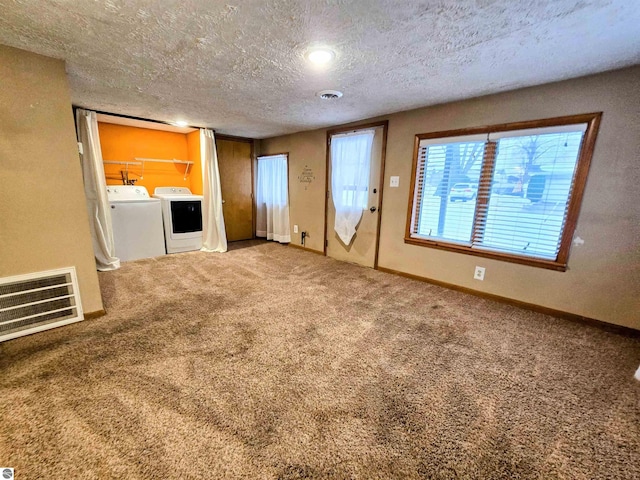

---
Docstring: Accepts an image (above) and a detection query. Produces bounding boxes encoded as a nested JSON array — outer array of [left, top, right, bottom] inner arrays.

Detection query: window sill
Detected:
[[403, 236, 568, 271]]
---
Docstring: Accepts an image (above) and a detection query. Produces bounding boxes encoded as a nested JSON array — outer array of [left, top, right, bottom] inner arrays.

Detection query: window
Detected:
[[405, 113, 601, 270], [331, 130, 375, 210], [256, 153, 291, 243]]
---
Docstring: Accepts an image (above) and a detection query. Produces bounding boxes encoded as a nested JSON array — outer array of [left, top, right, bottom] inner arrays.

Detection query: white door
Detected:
[[326, 123, 387, 268]]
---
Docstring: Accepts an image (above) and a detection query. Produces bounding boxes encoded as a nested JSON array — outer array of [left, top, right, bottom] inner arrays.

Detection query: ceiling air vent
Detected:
[[317, 90, 343, 100], [0, 267, 84, 342]]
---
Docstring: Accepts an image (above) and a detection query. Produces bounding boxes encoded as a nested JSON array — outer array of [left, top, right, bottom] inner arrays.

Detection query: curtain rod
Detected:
[[72, 105, 212, 132]]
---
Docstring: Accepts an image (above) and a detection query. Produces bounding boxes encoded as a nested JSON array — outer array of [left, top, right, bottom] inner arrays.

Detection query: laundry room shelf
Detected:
[[134, 157, 194, 179], [103, 160, 143, 166]]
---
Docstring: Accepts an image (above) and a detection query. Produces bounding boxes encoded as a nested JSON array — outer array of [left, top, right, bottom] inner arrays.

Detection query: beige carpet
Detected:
[[1, 240, 639, 479]]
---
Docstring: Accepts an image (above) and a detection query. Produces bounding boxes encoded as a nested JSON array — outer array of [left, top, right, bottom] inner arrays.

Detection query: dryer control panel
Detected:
[[107, 186, 151, 200]]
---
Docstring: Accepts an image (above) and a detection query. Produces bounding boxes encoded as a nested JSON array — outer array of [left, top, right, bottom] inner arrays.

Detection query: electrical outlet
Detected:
[[293, 225, 299, 233], [474, 266, 485, 281], [390, 176, 400, 187]]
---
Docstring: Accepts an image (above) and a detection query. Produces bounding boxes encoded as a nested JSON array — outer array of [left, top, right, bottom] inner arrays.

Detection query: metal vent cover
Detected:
[[317, 89, 343, 100], [0, 267, 84, 342]]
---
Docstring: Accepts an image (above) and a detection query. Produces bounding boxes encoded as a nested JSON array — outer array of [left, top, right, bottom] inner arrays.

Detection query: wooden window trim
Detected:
[[404, 112, 602, 271], [470, 140, 497, 245]]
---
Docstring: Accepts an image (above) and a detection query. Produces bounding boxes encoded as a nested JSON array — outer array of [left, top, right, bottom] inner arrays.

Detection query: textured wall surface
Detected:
[[0, 0, 638, 138], [260, 66, 640, 329], [0, 45, 104, 314]]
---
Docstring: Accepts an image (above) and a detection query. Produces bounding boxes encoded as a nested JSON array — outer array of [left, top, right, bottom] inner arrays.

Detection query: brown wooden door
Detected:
[[216, 138, 254, 241]]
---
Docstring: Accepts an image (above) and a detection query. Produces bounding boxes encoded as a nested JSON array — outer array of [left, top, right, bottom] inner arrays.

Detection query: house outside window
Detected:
[[405, 113, 601, 270]]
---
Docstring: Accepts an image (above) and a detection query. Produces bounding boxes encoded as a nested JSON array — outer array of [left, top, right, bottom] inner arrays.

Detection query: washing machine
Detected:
[[153, 187, 204, 254], [107, 186, 166, 261]]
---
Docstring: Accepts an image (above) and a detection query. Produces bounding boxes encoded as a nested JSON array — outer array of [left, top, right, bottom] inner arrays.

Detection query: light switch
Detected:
[[293, 225, 299, 233], [390, 176, 400, 188]]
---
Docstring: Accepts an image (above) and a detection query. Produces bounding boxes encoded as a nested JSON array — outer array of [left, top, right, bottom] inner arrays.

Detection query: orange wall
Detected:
[[98, 123, 202, 195], [186, 130, 202, 195]]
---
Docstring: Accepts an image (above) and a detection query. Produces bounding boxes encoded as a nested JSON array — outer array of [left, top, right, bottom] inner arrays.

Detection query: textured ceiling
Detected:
[[0, 0, 638, 138]]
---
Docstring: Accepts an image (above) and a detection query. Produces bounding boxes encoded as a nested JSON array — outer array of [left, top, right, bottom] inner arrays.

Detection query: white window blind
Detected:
[[412, 138, 485, 244], [409, 122, 589, 264], [474, 129, 585, 259]]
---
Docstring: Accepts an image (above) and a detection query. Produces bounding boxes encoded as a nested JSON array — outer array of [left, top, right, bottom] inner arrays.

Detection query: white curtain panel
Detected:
[[330, 130, 375, 245], [256, 154, 291, 243], [200, 129, 228, 253], [76, 109, 120, 271]]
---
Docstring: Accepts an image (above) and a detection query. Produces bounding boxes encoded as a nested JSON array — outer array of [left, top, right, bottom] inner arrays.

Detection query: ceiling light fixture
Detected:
[[306, 47, 335, 66], [317, 90, 343, 99], [173, 120, 189, 127]]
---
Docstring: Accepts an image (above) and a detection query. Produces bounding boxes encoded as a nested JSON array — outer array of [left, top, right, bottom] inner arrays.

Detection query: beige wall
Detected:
[[0, 45, 103, 314], [260, 66, 640, 329]]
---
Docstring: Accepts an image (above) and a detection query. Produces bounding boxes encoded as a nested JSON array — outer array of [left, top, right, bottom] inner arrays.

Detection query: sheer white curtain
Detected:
[[256, 154, 291, 243], [330, 130, 375, 245], [200, 129, 227, 252], [76, 108, 120, 271]]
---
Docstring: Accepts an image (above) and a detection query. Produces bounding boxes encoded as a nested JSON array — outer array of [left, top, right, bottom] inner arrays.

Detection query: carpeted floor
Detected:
[[1, 240, 639, 479]]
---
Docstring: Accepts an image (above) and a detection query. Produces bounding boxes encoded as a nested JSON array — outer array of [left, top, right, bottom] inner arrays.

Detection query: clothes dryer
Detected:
[[153, 187, 204, 253]]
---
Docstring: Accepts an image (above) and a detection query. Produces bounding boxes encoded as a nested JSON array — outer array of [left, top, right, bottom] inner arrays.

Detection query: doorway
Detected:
[[325, 121, 388, 268], [216, 136, 254, 242], [255, 153, 291, 243]]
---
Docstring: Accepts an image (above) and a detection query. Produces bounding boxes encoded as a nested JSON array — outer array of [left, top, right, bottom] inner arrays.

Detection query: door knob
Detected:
[[222, 199, 226, 204], [370, 206, 377, 212]]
